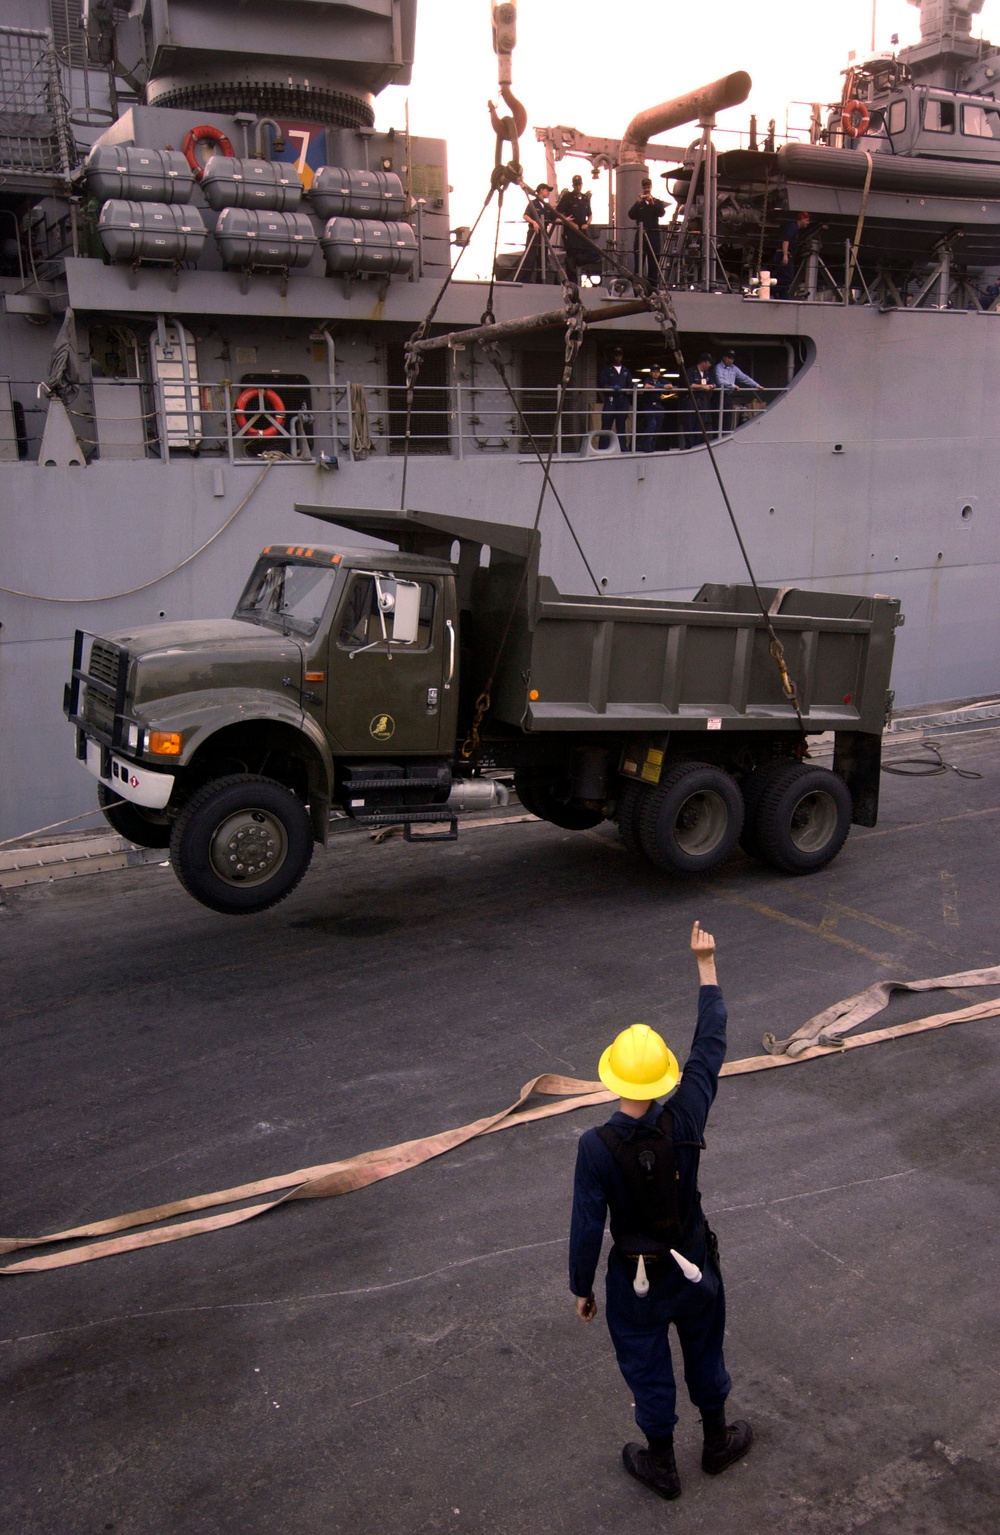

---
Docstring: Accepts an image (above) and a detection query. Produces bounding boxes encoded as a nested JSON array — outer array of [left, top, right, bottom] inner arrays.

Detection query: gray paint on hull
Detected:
[[2, 297, 998, 839]]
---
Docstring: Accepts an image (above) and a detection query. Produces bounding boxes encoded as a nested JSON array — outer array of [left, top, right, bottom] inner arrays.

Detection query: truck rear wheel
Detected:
[[169, 774, 313, 915], [97, 782, 171, 849], [754, 764, 852, 874], [617, 779, 650, 859], [513, 769, 603, 830], [639, 762, 743, 875], [738, 759, 798, 859]]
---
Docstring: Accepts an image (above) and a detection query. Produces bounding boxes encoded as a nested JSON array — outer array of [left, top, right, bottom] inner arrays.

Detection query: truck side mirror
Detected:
[[350, 575, 423, 657], [389, 580, 421, 644]]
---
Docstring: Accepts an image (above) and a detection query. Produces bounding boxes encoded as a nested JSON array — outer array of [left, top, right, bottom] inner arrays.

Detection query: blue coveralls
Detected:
[[569, 986, 732, 1436], [597, 363, 634, 450]]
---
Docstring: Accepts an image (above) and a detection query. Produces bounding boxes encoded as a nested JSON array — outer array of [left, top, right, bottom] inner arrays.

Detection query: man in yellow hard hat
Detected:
[[569, 920, 752, 1501]]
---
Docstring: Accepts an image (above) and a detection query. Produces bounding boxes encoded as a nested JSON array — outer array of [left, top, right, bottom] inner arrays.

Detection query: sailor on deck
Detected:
[[521, 182, 555, 283], [597, 347, 633, 450], [569, 921, 753, 1500], [714, 348, 761, 433], [774, 210, 811, 299], [628, 178, 667, 282]]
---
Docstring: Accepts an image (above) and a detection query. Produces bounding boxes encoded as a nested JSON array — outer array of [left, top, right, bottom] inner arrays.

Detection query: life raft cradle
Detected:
[[2, 965, 998, 1274]]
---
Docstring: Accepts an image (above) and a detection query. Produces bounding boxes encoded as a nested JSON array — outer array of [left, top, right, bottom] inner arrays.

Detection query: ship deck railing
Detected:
[[0, 379, 787, 466], [495, 224, 748, 294]]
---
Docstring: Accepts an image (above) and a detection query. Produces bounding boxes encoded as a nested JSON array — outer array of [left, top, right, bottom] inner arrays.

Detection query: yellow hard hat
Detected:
[[598, 1024, 679, 1099]]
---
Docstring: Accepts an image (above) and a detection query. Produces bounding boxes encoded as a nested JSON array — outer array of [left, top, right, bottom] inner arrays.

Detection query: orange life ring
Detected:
[[182, 124, 235, 178], [234, 387, 286, 437], [841, 100, 871, 139]]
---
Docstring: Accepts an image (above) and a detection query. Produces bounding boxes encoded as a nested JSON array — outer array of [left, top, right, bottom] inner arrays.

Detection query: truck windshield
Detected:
[[235, 560, 338, 638]]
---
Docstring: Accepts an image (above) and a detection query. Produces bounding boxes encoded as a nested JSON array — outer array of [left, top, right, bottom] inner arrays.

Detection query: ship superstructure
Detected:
[[1, 0, 998, 841]]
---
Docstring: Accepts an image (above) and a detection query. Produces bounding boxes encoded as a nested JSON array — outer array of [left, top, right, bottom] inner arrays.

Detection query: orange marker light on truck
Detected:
[[529, 689, 540, 701], [148, 730, 182, 756]]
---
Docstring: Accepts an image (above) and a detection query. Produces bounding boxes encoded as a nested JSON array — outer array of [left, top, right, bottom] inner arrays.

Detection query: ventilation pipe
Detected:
[[615, 71, 751, 239]]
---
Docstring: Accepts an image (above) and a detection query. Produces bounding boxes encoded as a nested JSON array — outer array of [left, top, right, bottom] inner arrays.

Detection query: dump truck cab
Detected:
[[237, 543, 461, 757]]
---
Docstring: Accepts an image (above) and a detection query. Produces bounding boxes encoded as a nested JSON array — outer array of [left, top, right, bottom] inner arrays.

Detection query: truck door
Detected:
[[325, 569, 457, 754]]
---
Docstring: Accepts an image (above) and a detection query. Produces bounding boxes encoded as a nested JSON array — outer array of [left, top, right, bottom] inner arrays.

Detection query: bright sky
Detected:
[[375, 0, 998, 274]]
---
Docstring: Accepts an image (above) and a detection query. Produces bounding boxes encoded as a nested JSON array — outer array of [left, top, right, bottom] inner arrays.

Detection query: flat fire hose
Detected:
[[2, 966, 998, 1275]]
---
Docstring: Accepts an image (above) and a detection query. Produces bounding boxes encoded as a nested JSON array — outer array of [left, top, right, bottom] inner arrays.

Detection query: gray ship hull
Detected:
[[3, 289, 998, 842]]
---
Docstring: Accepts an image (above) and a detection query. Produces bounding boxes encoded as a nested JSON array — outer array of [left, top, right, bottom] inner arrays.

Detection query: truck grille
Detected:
[[86, 639, 123, 688], [82, 639, 124, 733]]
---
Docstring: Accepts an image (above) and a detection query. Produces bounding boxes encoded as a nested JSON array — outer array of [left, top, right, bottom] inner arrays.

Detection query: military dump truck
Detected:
[[64, 506, 902, 915]]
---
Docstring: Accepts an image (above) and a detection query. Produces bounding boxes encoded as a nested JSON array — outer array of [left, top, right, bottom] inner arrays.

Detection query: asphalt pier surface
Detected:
[[3, 728, 999, 1535]]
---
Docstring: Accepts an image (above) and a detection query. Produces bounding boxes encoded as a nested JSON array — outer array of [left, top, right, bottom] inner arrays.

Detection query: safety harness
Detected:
[[597, 1108, 706, 1260]]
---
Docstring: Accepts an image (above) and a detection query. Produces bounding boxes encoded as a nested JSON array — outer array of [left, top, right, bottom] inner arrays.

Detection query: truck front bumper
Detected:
[[84, 740, 175, 810]]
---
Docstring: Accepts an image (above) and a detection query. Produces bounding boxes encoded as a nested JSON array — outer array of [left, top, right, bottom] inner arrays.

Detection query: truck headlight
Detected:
[[148, 730, 183, 756], [126, 723, 140, 749]]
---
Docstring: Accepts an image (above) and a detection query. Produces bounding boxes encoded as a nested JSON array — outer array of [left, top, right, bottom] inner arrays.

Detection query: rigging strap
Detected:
[[845, 151, 874, 298]]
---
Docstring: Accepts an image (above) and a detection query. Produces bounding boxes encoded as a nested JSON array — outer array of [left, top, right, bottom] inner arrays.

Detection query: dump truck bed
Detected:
[[493, 577, 900, 737], [297, 505, 901, 741]]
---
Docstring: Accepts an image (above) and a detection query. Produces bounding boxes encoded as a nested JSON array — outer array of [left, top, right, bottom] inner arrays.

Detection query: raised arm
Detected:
[[691, 919, 717, 986], [669, 921, 726, 1134]]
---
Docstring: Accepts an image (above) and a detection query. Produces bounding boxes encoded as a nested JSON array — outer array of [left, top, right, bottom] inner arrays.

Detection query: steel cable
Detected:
[[881, 741, 983, 779]]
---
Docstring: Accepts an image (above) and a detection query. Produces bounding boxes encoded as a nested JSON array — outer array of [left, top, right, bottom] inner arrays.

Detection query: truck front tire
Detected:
[[169, 774, 313, 915], [753, 763, 852, 874], [97, 782, 172, 849], [639, 762, 743, 875]]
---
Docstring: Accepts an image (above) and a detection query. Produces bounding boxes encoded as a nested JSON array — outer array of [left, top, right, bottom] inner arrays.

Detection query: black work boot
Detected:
[[700, 1406, 753, 1475], [622, 1434, 682, 1499]]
